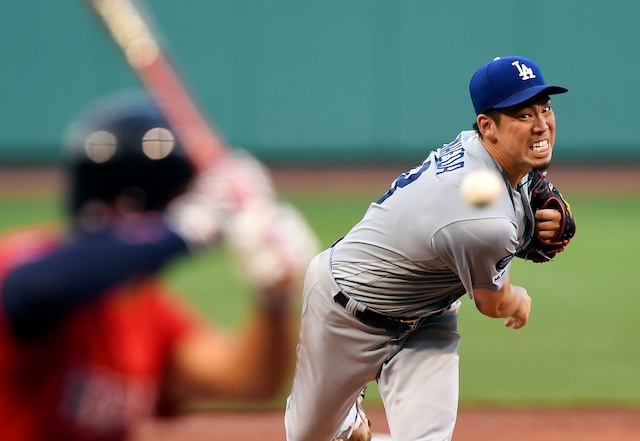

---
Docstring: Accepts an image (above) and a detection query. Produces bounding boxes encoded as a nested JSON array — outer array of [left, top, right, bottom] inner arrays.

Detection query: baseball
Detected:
[[460, 169, 503, 207]]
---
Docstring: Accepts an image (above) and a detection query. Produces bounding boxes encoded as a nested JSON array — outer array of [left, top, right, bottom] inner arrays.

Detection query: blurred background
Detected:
[[1, 0, 639, 166], [1, 0, 639, 417]]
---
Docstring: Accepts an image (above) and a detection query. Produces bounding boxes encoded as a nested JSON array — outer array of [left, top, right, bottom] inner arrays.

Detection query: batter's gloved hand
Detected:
[[515, 170, 576, 263], [165, 150, 277, 247], [224, 202, 320, 295], [205, 149, 277, 213]]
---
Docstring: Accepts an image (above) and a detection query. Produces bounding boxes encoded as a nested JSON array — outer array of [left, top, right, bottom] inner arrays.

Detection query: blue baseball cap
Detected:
[[469, 56, 568, 115]]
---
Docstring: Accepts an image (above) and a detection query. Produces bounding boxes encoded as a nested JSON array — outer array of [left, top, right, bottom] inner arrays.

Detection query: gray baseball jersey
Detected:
[[285, 130, 535, 441], [332, 130, 533, 316]]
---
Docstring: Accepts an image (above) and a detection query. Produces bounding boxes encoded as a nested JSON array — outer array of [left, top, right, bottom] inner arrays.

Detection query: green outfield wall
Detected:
[[1, 0, 638, 165]]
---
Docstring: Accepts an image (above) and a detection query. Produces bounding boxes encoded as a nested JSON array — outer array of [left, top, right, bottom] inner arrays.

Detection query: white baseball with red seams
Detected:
[[460, 168, 503, 207]]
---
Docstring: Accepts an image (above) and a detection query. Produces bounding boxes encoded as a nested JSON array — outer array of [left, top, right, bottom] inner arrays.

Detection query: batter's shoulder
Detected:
[[0, 225, 61, 278]]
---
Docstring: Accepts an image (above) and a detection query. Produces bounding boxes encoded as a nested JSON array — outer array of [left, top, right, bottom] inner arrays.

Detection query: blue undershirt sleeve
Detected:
[[1, 219, 190, 341]]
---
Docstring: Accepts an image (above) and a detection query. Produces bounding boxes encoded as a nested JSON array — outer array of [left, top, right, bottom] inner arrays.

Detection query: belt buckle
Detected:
[[399, 317, 420, 331]]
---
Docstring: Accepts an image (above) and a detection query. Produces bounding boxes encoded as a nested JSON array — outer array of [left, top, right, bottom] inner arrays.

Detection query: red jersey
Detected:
[[0, 228, 195, 441]]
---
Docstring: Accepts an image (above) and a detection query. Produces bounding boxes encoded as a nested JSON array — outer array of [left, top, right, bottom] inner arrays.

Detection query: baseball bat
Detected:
[[83, 0, 226, 172]]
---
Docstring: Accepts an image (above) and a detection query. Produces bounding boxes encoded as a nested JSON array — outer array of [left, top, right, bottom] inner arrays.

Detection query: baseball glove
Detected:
[[515, 170, 576, 262]]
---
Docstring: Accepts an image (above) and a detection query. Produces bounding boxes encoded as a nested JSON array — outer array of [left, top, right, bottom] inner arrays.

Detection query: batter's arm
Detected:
[[162, 299, 297, 403], [473, 273, 531, 329]]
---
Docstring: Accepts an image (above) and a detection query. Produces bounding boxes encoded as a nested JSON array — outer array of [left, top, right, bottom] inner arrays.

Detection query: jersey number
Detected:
[[377, 159, 431, 204]]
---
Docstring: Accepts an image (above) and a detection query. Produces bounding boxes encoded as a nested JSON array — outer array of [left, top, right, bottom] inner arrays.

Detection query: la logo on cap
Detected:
[[512, 60, 536, 81]]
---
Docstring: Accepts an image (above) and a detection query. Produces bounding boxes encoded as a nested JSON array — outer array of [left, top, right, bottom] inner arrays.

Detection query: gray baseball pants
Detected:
[[285, 249, 461, 441]]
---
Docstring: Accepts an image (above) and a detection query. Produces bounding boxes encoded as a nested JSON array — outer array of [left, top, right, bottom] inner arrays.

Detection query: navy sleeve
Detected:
[[1, 218, 190, 341]]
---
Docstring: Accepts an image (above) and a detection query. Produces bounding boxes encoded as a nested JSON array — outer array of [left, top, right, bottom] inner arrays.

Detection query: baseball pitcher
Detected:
[[284, 56, 575, 441]]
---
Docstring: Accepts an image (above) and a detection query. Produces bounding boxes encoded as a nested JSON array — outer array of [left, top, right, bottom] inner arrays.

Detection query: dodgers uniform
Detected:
[[285, 130, 535, 441]]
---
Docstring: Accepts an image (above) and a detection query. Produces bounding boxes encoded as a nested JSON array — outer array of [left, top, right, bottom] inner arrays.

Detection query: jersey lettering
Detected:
[[60, 366, 155, 437], [435, 135, 465, 174], [377, 135, 467, 203]]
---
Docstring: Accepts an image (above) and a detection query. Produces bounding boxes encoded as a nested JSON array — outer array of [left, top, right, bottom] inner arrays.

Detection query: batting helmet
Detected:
[[65, 91, 195, 216]]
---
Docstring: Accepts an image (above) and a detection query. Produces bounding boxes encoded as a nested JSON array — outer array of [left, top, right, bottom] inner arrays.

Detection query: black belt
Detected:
[[334, 291, 422, 333]]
